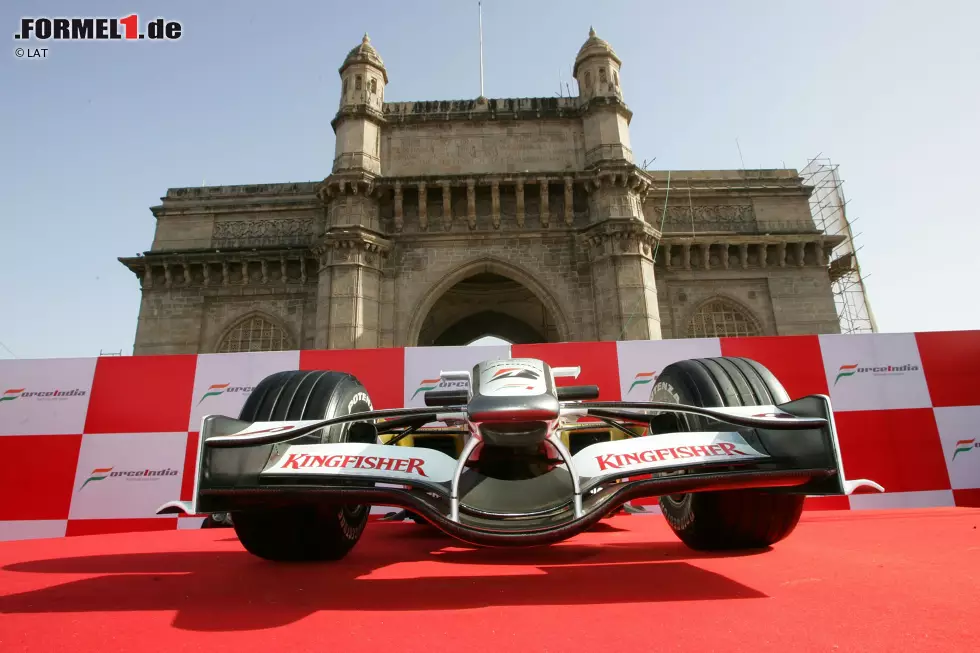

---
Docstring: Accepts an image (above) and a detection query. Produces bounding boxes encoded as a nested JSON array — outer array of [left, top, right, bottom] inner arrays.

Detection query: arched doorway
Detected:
[[414, 270, 565, 347], [433, 310, 545, 346]]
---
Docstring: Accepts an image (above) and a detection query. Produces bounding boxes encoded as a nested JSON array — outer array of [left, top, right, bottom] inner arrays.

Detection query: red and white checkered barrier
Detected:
[[2, 331, 978, 541]]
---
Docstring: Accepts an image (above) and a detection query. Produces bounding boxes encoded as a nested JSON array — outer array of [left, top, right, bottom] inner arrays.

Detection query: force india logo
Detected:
[[491, 367, 540, 381], [489, 367, 540, 391], [595, 442, 751, 471], [834, 363, 920, 386], [1, 387, 87, 403], [628, 371, 657, 394], [79, 466, 179, 490], [953, 438, 978, 461], [279, 452, 428, 477], [197, 383, 255, 405], [412, 378, 466, 399]]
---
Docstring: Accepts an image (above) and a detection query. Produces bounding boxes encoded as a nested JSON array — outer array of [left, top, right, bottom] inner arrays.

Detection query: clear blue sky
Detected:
[[2, 0, 977, 359]]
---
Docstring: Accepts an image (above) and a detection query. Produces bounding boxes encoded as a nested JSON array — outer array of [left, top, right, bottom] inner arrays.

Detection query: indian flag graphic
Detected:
[[80, 467, 113, 490], [1, 388, 25, 402], [953, 438, 976, 461], [198, 383, 230, 405], [628, 372, 657, 394], [412, 378, 441, 399], [834, 364, 858, 386]]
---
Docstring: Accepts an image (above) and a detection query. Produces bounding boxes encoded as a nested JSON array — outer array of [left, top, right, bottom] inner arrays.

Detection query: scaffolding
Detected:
[[800, 155, 878, 334]]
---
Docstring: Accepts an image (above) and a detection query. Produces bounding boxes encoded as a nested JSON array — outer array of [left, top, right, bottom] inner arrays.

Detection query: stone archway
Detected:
[[410, 260, 570, 347], [433, 311, 546, 346]]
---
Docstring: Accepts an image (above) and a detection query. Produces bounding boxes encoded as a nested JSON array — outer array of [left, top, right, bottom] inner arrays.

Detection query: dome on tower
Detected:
[[573, 27, 621, 77], [340, 33, 387, 82]]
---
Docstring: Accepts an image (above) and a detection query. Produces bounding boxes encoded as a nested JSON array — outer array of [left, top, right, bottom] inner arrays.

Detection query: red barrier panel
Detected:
[[2, 331, 979, 541]]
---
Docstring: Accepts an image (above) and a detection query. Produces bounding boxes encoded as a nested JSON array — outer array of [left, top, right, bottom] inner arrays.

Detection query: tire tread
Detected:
[[657, 356, 805, 551], [231, 369, 371, 562]]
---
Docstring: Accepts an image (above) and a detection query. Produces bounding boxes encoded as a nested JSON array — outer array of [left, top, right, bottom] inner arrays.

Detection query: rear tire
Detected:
[[653, 357, 805, 551], [230, 370, 375, 562]]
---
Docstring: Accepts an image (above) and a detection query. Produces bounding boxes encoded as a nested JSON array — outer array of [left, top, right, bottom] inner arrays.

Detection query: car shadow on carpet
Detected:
[[0, 535, 770, 632]]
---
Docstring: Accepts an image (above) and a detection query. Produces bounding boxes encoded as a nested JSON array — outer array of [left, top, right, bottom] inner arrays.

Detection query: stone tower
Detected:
[[332, 33, 386, 175], [574, 27, 632, 165], [574, 29, 662, 340], [316, 34, 393, 349]]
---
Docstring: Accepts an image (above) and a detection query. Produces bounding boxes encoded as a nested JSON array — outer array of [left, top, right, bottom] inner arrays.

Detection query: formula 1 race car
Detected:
[[158, 356, 883, 561]]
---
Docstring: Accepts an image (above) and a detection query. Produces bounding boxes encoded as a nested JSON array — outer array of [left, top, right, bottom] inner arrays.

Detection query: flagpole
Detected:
[[479, 1, 485, 97]]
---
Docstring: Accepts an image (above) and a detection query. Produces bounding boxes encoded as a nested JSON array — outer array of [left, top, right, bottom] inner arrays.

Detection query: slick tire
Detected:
[[653, 357, 806, 551], [230, 370, 375, 562]]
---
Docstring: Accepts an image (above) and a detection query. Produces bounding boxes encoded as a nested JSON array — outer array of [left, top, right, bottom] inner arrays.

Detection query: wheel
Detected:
[[652, 357, 806, 551], [230, 370, 375, 562]]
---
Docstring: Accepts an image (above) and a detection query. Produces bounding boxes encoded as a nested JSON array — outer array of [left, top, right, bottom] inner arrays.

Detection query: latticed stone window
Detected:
[[686, 298, 762, 338], [217, 315, 292, 353]]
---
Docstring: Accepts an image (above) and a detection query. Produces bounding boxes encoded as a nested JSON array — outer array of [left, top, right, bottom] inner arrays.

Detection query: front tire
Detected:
[[230, 370, 375, 562], [652, 357, 805, 551]]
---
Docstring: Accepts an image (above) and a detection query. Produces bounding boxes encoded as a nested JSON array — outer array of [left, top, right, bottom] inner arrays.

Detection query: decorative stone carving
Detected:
[[314, 229, 393, 271], [653, 236, 843, 273], [212, 218, 315, 248], [580, 219, 661, 261], [657, 205, 755, 233], [317, 176, 382, 200]]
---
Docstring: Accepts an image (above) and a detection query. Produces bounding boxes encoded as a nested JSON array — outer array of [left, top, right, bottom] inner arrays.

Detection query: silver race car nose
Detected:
[[466, 358, 562, 446]]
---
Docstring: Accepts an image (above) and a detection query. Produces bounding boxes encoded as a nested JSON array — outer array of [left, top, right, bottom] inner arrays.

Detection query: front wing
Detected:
[[158, 394, 883, 546]]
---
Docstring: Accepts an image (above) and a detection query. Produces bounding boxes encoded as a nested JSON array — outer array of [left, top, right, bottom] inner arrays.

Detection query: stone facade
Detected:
[[119, 30, 843, 355]]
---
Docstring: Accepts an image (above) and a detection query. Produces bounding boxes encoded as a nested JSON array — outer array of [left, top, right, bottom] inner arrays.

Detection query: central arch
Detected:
[[407, 258, 571, 347], [433, 311, 545, 346]]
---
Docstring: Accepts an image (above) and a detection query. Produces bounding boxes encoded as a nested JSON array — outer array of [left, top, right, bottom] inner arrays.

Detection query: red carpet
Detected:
[[1, 509, 978, 652]]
